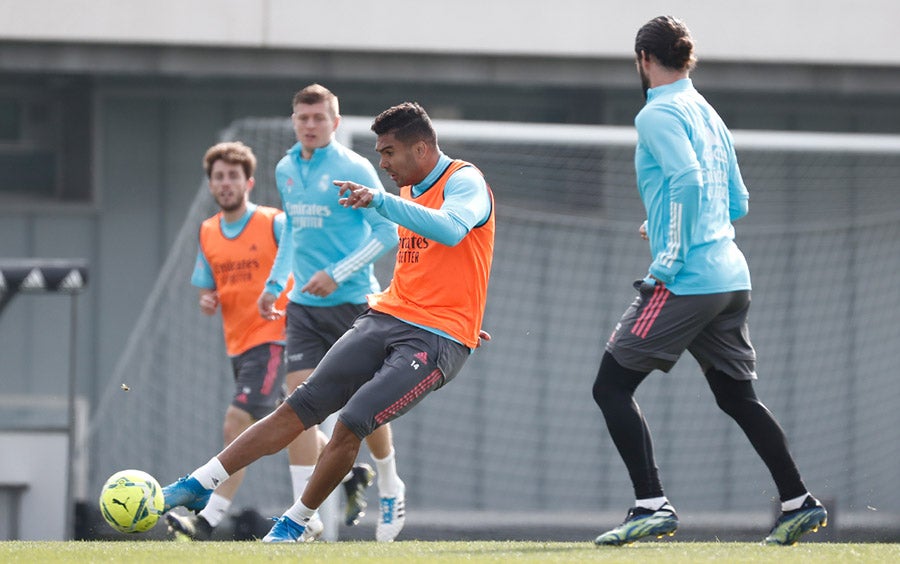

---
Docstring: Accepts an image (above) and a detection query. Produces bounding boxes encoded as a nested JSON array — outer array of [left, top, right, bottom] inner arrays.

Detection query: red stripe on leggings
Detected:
[[631, 285, 669, 339], [259, 344, 282, 395], [375, 368, 442, 425]]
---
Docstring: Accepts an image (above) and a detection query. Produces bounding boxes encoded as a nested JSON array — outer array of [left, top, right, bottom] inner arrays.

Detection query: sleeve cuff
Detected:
[[648, 266, 674, 285], [265, 280, 284, 296], [324, 265, 343, 285]]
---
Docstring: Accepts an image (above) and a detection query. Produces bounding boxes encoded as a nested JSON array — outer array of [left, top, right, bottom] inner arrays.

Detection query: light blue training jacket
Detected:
[[265, 140, 398, 306], [635, 78, 751, 295]]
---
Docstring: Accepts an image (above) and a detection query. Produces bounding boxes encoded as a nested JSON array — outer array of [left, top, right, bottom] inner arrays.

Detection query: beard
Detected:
[[216, 194, 244, 213], [639, 66, 651, 101]]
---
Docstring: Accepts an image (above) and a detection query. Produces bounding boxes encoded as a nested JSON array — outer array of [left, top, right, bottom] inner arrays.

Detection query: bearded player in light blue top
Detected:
[[592, 16, 826, 547], [257, 84, 406, 542], [634, 64, 751, 296]]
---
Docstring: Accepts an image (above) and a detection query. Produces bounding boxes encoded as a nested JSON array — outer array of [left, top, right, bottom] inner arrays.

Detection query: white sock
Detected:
[[191, 457, 229, 491], [372, 448, 402, 497], [635, 496, 668, 510], [198, 492, 231, 528], [782, 492, 810, 512], [283, 499, 317, 525], [289, 465, 315, 501]]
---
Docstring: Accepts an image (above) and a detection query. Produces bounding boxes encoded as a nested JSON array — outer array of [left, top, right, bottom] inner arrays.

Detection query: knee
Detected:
[[222, 407, 253, 444], [593, 352, 647, 411], [336, 411, 372, 443], [592, 372, 613, 410], [592, 355, 624, 411], [712, 393, 737, 417], [707, 370, 755, 416], [364, 424, 393, 459]]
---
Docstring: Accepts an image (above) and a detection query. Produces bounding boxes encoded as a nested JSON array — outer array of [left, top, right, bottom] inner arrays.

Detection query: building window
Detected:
[[0, 77, 92, 204]]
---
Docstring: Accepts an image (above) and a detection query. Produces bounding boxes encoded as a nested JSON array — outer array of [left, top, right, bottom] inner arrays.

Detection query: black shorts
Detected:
[[285, 310, 471, 439], [230, 342, 287, 419], [606, 280, 757, 380], [284, 302, 367, 372]]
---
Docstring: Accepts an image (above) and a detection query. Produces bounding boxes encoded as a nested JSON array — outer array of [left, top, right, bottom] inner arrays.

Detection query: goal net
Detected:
[[85, 116, 900, 535]]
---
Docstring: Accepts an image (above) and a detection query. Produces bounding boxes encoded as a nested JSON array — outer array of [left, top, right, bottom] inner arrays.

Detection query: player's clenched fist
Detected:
[[257, 291, 284, 320], [199, 289, 219, 315]]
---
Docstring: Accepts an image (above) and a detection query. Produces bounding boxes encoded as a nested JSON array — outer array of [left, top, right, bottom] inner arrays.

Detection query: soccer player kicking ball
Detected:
[[257, 83, 406, 541], [591, 16, 826, 547], [161, 102, 494, 543]]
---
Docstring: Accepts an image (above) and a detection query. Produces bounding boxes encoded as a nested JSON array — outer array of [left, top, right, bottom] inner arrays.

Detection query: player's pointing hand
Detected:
[[335, 180, 375, 209]]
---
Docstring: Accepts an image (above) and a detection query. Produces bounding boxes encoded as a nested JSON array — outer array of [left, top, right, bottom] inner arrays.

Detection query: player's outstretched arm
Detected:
[[335, 176, 487, 247]]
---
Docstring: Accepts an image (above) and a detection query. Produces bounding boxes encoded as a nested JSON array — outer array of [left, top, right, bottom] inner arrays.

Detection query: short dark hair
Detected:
[[635, 15, 697, 71], [292, 83, 340, 117], [371, 102, 437, 147], [202, 141, 256, 179]]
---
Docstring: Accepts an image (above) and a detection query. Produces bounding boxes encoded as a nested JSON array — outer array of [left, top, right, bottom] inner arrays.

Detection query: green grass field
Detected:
[[2, 540, 899, 563]]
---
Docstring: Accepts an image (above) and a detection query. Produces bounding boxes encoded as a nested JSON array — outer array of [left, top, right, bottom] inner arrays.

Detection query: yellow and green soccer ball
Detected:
[[99, 469, 164, 533]]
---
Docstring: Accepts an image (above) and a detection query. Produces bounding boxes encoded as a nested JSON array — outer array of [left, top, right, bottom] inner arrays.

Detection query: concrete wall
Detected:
[[1, 0, 898, 66], [0, 431, 68, 540]]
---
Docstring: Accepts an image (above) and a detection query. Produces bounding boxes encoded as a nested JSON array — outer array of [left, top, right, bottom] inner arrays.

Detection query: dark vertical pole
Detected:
[[65, 294, 79, 540], [0, 291, 14, 315]]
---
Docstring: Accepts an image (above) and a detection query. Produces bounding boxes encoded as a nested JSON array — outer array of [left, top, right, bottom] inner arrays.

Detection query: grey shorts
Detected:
[[606, 280, 757, 380], [285, 301, 367, 372], [230, 343, 286, 420], [285, 310, 471, 439]]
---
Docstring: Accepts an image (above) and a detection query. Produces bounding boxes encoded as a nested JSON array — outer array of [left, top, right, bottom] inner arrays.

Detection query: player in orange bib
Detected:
[[165, 141, 293, 540], [258, 85, 404, 540], [162, 103, 496, 544]]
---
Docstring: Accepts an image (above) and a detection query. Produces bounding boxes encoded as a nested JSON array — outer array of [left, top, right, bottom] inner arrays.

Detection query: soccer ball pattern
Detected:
[[99, 469, 164, 533]]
